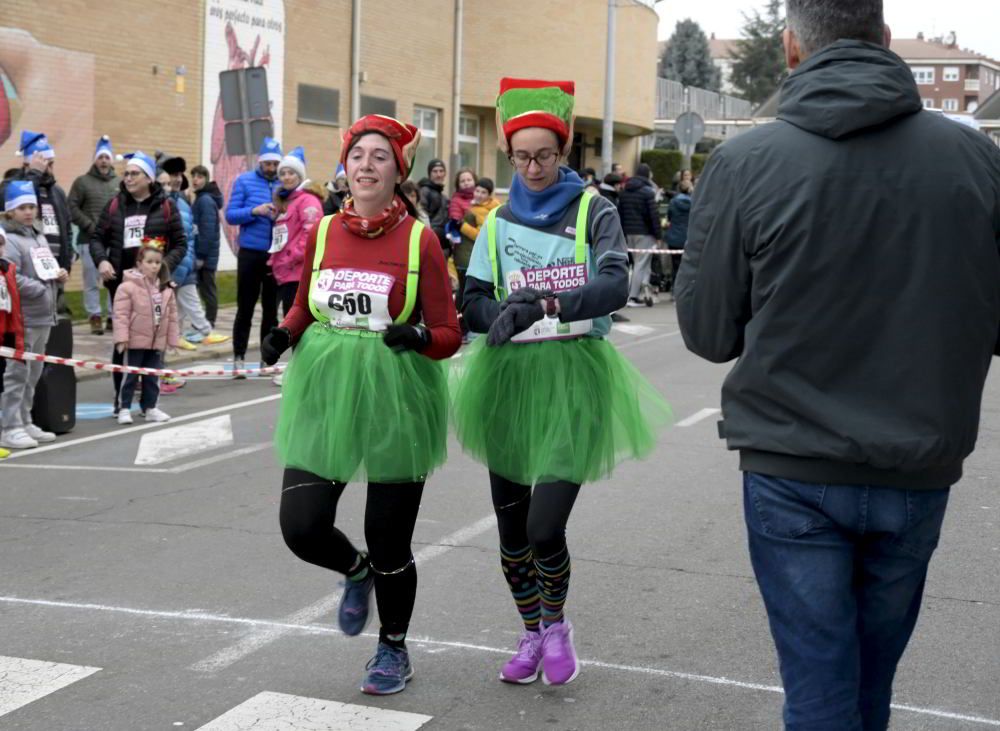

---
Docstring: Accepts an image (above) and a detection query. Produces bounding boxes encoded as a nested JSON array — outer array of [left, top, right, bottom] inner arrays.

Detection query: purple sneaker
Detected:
[[338, 574, 374, 636], [540, 620, 580, 685], [499, 630, 542, 684]]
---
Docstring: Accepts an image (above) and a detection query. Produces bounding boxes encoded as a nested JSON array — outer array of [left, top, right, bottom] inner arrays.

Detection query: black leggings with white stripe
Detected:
[[279, 468, 424, 643]]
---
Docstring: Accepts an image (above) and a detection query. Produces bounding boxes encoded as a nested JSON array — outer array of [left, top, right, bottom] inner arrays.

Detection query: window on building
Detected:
[[943, 67, 960, 82], [361, 95, 396, 118], [412, 106, 440, 181], [911, 67, 935, 85], [494, 150, 514, 191], [297, 84, 340, 126], [942, 98, 959, 111], [922, 98, 935, 109], [458, 114, 480, 172]]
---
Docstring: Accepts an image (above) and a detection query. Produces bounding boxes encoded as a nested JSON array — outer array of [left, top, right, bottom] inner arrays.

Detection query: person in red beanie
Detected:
[[260, 113, 460, 696]]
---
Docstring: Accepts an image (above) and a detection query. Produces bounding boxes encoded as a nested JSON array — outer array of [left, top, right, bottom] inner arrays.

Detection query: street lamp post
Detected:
[[601, 0, 616, 177]]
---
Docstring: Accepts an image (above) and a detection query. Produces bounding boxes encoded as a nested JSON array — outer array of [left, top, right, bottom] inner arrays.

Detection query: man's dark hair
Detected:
[[786, 0, 884, 57], [635, 163, 652, 179], [191, 165, 210, 179], [603, 173, 623, 186]]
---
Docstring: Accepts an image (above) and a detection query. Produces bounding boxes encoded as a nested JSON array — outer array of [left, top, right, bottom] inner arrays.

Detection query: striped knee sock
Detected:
[[536, 547, 571, 627], [500, 544, 541, 632]]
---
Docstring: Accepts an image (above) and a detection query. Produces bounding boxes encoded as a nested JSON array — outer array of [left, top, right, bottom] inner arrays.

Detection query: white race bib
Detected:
[[124, 214, 147, 249], [41, 203, 59, 237], [30, 245, 60, 281], [152, 291, 163, 327], [269, 223, 288, 254], [311, 268, 395, 332], [505, 263, 592, 343], [0, 277, 11, 313]]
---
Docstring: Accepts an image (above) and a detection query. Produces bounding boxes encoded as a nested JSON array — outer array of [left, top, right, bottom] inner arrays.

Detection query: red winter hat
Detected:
[[340, 115, 422, 181], [496, 78, 576, 153]]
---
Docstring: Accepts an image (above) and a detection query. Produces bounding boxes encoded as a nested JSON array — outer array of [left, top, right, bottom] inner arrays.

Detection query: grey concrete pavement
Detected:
[[0, 303, 997, 730]]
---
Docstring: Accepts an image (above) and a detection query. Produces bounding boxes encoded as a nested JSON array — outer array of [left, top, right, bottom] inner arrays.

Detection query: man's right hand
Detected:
[[98, 261, 116, 281], [252, 203, 275, 218]]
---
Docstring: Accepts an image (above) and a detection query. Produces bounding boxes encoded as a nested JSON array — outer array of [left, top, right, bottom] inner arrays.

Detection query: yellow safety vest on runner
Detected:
[[307, 214, 423, 329]]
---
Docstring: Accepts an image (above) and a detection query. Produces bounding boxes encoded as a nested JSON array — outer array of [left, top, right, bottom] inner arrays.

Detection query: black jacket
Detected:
[[418, 178, 450, 249], [192, 182, 224, 271], [2, 169, 74, 272], [90, 182, 187, 286], [675, 41, 1000, 489], [617, 175, 661, 238]]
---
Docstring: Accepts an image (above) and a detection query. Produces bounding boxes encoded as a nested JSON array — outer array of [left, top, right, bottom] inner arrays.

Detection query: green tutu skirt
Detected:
[[451, 336, 672, 485], [275, 323, 448, 483]]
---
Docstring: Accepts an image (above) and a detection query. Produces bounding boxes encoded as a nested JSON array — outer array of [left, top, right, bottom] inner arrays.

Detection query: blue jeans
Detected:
[[117, 349, 163, 412], [743, 472, 950, 731], [81, 246, 105, 318]]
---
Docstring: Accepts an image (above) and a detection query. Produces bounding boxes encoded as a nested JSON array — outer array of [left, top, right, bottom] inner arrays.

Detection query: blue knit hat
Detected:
[[258, 137, 282, 163], [17, 130, 55, 159], [279, 146, 306, 179], [121, 151, 156, 181], [5, 180, 37, 211], [94, 135, 114, 161]]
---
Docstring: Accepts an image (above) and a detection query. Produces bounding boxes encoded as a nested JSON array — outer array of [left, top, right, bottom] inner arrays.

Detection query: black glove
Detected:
[[383, 324, 430, 353], [487, 301, 545, 346], [499, 286, 547, 310], [260, 326, 291, 366]]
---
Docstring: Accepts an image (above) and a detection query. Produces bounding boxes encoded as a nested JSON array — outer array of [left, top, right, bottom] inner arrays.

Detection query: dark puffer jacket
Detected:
[[418, 178, 450, 249], [89, 182, 187, 287], [193, 182, 224, 271], [617, 175, 662, 238]]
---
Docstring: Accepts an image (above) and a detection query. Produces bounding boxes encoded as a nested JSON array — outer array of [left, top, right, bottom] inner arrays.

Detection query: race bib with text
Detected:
[[0, 278, 11, 313], [311, 268, 395, 332], [41, 203, 59, 237], [269, 223, 289, 254], [506, 263, 592, 343], [124, 214, 147, 249], [30, 246, 60, 281]]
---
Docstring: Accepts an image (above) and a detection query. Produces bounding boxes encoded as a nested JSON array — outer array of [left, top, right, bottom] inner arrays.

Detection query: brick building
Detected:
[[0, 0, 657, 213]]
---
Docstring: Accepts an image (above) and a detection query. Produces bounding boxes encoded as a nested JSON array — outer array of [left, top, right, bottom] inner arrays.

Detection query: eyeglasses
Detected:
[[122, 170, 145, 179], [509, 149, 560, 170]]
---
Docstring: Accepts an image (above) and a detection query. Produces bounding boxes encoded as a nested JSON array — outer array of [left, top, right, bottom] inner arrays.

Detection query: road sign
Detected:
[[674, 111, 705, 147]]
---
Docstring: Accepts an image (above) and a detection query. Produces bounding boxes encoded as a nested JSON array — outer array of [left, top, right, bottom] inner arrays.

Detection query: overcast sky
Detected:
[[655, 0, 1000, 61]]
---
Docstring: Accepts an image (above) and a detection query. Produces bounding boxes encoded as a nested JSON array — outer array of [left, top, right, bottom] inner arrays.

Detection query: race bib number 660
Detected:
[[311, 268, 395, 332]]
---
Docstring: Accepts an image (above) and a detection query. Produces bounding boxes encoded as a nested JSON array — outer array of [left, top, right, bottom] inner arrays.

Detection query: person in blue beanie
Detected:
[[225, 136, 282, 376]]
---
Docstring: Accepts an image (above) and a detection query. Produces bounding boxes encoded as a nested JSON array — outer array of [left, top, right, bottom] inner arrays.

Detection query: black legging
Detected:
[[279, 468, 424, 642], [490, 473, 580, 557]]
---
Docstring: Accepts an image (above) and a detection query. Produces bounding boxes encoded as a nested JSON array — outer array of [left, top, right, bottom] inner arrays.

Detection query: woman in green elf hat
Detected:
[[452, 78, 672, 686]]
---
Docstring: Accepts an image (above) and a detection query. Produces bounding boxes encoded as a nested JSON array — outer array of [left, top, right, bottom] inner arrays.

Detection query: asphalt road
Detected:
[[0, 302, 997, 731]]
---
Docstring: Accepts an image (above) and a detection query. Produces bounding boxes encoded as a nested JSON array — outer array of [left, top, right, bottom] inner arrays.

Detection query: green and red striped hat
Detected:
[[495, 78, 575, 152]]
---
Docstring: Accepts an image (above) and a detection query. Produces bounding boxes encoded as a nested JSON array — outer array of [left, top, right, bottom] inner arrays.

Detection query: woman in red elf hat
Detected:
[[261, 114, 461, 696]]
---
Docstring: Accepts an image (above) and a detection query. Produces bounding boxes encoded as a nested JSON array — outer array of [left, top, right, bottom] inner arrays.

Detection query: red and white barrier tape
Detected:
[[0, 347, 285, 378], [627, 248, 684, 254]]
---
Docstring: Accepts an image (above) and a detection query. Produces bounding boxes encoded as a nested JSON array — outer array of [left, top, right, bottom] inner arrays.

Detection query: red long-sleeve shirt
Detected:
[[0, 260, 25, 352], [281, 214, 461, 361]]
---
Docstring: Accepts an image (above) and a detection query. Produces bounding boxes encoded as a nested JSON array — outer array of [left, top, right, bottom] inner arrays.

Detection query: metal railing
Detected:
[[655, 78, 753, 120]]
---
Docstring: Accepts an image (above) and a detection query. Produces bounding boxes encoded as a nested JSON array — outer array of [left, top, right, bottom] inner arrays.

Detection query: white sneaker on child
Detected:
[[24, 424, 56, 443], [1, 428, 39, 449], [143, 407, 171, 423], [117, 410, 134, 425]]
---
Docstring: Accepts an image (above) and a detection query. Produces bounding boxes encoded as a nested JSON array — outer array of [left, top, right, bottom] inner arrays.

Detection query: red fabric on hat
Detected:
[[340, 115, 421, 181]]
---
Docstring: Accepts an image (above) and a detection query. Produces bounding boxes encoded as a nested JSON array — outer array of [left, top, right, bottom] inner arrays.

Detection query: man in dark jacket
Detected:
[[418, 159, 450, 253], [90, 151, 187, 412], [597, 172, 623, 207], [69, 136, 119, 334], [617, 163, 662, 306], [225, 137, 281, 372], [190, 165, 224, 327], [664, 180, 692, 297], [675, 2, 1000, 728]]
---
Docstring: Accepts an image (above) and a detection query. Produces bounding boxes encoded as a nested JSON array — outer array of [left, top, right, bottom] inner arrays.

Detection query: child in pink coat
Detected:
[[112, 239, 179, 425], [267, 146, 326, 316]]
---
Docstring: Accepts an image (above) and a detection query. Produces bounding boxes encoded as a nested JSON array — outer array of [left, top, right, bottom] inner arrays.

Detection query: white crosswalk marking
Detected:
[[194, 692, 432, 730], [676, 408, 721, 427], [613, 323, 656, 337], [0, 655, 100, 717], [134, 415, 234, 465]]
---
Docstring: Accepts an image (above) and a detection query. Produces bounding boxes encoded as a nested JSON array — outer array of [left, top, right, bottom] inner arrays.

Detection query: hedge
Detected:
[[640, 149, 683, 189], [691, 153, 709, 177]]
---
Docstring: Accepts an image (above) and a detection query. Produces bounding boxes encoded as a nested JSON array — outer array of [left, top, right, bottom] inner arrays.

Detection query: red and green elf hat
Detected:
[[340, 114, 422, 181], [495, 78, 575, 153]]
